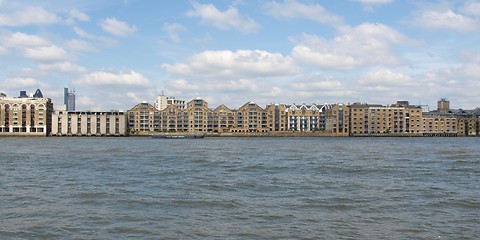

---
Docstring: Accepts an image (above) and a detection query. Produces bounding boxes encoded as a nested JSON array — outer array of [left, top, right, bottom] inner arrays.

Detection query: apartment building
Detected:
[[128, 102, 160, 134], [231, 102, 268, 133], [457, 116, 480, 136], [0, 90, 53, 136], [125, 97, 480, 137], [421, 112, 457, 135], [128, 99, 275, 135], [154, 95, 185, 111], [185, 98, 212, 132], [455, 109, 480, 136], [265, 103, 288, 132], [325, 104, 349, 136], [348, 102, 422, 135], [212, 104, 235, 133], [51, 110, 127, 136], [285, 104, 331, 132]]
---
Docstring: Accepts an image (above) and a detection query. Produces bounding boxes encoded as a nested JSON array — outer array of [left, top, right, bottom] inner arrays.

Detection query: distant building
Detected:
[[0, 90, 53, 136], [265, 103, 288, 132], [33, 89, 43, 98], [128, 102, 160, 134], [230, 101, 268, 133], [453, 109, 480, 136], [51, 110, 127, 136], [422, 112, 457, 135], [19, 90, 28, 98], [325, 104, 349, 136], [348, 102, 423, 135], [154, 95, 185, 111], [284, 103, 331, 132], [417, 104, 429, 113], [437, 98, 450, 113], [64, 88, 75, 111]]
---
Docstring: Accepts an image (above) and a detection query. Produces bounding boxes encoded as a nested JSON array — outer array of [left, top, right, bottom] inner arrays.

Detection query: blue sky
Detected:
[[1, 0, 480, 111]]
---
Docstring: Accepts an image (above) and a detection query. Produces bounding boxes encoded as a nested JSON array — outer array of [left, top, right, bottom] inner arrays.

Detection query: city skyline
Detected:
[[1, 0, 480, 111]]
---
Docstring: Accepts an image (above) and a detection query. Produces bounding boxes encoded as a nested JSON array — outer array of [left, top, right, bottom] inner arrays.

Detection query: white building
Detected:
[[154, 95, 185, 111], [51, 110, 127, 136]]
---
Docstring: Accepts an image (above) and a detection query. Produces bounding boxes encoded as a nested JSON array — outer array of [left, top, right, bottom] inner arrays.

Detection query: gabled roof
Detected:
[[213, 104, 232, 112]]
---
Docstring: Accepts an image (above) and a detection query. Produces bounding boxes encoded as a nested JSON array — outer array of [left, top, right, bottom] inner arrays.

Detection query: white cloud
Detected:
[[460, 1, 480, 17], [0, 7, 61, 26], [292, 23, 409, 70], [66, 9, 90, 25], [73, 26, 118, 47], [126, 92, 142, 103], [293, 80, 343, 91], [351, 0, 394, 6], [76, 95, 96, 108], [0, 45, 7, 55], [290, 75, 355, 99], [65, 39, 96, 52], [2, 32, 50, 48], [38, 62, 88, 73], [186, 2, 260, 34], [292, 44, 361, 70], [265, 0, 344, 26], [162, 49, 300, 79], [73, 26, 94, 39], [169, 78, 259, 92], [99, 17, 137, 36], [358, 68, 415, 90], [409, 9, 479, 31], [3, 77, 41, 88], [162, 22, 186, 42], [74, 70, 150, 86], [23, 45, 72, 62], [10, 68, 44, 78]]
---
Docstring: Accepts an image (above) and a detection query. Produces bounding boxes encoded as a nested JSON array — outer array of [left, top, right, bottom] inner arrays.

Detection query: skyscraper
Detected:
[[64, 87, 75, 111]]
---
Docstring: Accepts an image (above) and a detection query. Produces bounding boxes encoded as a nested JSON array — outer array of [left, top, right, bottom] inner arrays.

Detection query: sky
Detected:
[[1, 0, 480, 111]]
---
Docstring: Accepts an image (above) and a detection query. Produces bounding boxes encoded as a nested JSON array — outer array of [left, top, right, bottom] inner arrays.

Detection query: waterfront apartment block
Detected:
[[421, 112, 457, 135], [129, 97, 480, 137], [325, 104, 350, 136], [0, 90, 53, 136], [457, 116, 480, 136], [285, 104, 330, 132], [127, 98, 341, 135], [265, 103, 288, 131], [455, 109, 480, 136], [231, 102, 269, 133], [348, 102, 423, 136], [51, 110, 127, 136], [2, 87, 479, 138]]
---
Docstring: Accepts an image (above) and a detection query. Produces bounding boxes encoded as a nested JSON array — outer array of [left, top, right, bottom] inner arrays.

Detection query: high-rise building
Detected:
[[33, 89, 44, 98], [64, 88, 75, 111], [437, 98, 450, 113], [19, 90, 28, 98]]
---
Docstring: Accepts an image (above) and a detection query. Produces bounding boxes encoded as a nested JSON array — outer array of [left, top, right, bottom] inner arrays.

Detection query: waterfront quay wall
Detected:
[[126, 131, 460, 137], [350, 133, 458, 137], [207, 131, 348, 137], [0, 132, 48, 137]]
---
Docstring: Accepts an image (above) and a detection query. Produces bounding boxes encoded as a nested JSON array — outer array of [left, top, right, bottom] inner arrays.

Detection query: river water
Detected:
[[0, 137, 479, 239]]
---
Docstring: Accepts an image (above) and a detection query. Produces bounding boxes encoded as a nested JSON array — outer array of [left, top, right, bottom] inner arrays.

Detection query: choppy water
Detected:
[[1, 137, 479, 239]]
